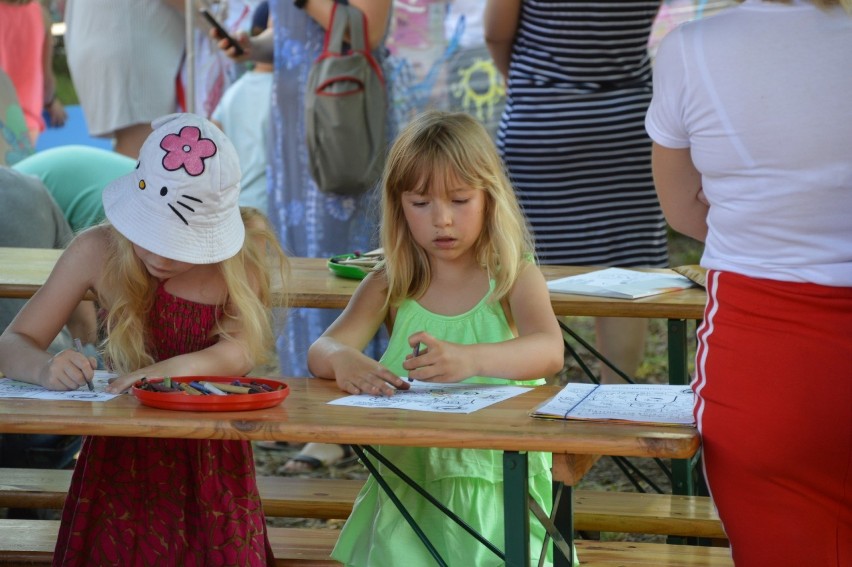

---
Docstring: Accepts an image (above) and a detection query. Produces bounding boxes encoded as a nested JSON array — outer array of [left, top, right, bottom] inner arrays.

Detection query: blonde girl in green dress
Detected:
[[308, 110, 567, 566]]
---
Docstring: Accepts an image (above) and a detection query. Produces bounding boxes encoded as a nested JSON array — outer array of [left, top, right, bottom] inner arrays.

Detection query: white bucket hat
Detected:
[[102, 113, 245, 264]]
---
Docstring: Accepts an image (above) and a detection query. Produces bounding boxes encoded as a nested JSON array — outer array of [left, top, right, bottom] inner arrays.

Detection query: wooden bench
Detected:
[[0, 519, 341, 566], [0, 519, 733, 566], [0, 468, 724, 539]]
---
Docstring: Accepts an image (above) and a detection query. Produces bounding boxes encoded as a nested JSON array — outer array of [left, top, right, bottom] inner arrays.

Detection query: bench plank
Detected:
[[574, 491, 725, 539], [257, 476, 361, 519], [0, 469, 358, 521], [0, 468, 724, 539], [0, 520, 340, 566], [0, 520, 732, 566], [574, 540, 732, 566], [0, 469, 70, 510]]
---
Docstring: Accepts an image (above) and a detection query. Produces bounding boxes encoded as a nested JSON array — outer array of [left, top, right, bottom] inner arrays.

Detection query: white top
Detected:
[[64, 0, 185, 137], [646, 1, 852, 286], [212, 71, 273, 214]]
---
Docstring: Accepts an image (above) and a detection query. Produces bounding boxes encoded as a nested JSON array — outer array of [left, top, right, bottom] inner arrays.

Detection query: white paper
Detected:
[[532, 383, 695, 425], [0, 370, 120, 402], [547, 267, 696, 299], [328, 380, 531, 413]]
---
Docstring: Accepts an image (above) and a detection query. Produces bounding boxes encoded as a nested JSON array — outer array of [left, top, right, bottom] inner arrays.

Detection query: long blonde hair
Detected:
[[380, 110, 534, 307], [100, 208, 288, 373]]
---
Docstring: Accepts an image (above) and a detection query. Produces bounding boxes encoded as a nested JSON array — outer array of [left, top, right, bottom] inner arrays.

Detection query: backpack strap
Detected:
[[345, 5, 367, 53], [323, 2, 351, 56], [323, 2, 368, 55]]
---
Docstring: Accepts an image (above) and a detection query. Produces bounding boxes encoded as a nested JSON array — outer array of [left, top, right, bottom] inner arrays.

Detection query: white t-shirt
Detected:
[[646, 0, 852, 286], [212, 71, 273, 215]]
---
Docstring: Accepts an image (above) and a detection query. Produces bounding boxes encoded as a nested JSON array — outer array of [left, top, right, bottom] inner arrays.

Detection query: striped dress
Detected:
[[497, 0, 668, 267]]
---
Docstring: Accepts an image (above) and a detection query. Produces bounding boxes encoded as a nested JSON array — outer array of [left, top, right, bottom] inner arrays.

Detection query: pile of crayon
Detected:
[[136, 377, 282, 396]]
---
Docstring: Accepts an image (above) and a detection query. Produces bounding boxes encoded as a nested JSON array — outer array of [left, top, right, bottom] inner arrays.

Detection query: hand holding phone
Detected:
[[200, 8, 244, 56]]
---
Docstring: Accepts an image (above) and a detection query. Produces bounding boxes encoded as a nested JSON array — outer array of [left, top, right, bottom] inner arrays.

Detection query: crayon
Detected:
[[179, 383, 204, 396], [234, 380, 265, 394], [73, 338, 94, 392], [200, 381, 228, 396], [189, 381, 213, 395], [409, 343, 422, 382], [215, 383, 253, 394]]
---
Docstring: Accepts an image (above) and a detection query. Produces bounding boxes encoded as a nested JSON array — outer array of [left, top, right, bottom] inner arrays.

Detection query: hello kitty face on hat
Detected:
[[134, 125, 218, 226], [102, 113, 244, 264]]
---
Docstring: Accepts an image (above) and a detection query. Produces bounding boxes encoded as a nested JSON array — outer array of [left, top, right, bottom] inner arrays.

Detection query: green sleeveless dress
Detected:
[[332, 283, 555, 566]]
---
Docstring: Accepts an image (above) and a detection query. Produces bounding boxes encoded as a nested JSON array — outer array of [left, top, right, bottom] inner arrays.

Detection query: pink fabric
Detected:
[[0, 2, 46, 136], [694, 270, 852, 566], [53, 281, 275, 566]]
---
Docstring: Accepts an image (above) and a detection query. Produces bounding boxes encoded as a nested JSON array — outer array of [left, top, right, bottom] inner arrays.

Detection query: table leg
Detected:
[[667, 319, 689, 387], [504, 451, 530, 567], [668, 318, 697, 497], [550, 453, 599, 566], [353, 444, 505, 564]]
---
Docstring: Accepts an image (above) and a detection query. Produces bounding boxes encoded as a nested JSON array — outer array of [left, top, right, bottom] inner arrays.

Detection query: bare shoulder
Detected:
[[352, 270, 390, 306], [506, 261, 553, 314], [38, 226, 112, 306], [512, 261, 548, 292], [58, 226, 111, 277]]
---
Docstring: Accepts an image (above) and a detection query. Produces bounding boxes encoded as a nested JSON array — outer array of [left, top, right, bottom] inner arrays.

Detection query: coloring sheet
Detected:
[[0, 370, 120, 402], [532, 383, 695, 425], [547, 267, 696, 299], [328, 380, 531, 414]]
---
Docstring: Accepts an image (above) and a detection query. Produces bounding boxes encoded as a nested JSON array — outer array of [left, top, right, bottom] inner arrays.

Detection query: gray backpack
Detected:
[[305, 2, 387, 196]]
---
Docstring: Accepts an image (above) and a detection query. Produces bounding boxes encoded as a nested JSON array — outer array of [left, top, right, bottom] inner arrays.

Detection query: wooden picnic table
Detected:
[[0, 246, 707, 497], [0, 376, 699, 566], [0, 247, 705, 319]]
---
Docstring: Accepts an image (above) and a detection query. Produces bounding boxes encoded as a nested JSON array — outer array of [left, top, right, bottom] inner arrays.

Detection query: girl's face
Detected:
[[132, 244, 195, 280], [401, 174, 486, 265]]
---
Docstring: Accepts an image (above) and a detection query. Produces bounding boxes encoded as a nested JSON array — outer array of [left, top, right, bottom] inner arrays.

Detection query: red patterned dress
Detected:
[[53, 282, 275, 566]]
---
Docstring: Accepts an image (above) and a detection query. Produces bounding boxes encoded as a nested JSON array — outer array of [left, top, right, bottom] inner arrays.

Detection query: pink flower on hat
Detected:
[[160, 126, 217, 176]]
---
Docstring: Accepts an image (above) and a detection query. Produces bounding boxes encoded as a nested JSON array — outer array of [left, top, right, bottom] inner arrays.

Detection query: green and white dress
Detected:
[[332, 282, 557, 567]]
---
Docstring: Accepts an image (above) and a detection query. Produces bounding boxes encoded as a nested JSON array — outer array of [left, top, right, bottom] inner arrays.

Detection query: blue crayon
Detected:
[[189, 381, 212, 395]]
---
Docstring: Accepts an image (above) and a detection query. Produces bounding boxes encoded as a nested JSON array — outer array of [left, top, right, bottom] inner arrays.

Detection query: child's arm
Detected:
[[104, 331, 255, 394], [308, 272, 410, 397], [0, 230, 104, 390], [403, 263, 563, 382]]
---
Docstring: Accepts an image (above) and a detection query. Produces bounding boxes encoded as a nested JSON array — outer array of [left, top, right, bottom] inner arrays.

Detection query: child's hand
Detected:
[[105, 373, 146, 394], [40, 348, 95, 391], [45, 98, 67, 128], [402, 332, 473, 383], [333, 356, 409, 397]]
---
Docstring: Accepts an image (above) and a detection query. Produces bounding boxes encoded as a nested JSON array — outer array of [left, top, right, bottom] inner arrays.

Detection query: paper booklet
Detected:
[[531, 383, 695, 426], [546, 267, 697, 299]]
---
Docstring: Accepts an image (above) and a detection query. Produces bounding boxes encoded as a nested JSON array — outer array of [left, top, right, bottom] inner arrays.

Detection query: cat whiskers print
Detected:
[[135, 125, 218, 225]]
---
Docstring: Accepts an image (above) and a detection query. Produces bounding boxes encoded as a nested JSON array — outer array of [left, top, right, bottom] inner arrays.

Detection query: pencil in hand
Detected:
[[73, 338, 94, 392]]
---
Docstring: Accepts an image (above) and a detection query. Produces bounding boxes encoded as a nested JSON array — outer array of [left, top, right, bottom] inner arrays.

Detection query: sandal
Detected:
[[277, 443, 357, 474], [255, 441, 291, 451]]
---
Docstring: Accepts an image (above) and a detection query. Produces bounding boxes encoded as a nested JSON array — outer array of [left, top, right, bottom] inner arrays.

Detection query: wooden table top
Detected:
[[0, 247, 706, 319], [0, 377, 699, 459]]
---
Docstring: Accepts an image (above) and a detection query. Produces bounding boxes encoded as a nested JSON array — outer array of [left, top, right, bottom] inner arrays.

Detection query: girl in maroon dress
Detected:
[[0, 113, 288, 566]]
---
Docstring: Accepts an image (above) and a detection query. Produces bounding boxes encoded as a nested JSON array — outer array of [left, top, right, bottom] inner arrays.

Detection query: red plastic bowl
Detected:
[[132, 376, 289, 412]]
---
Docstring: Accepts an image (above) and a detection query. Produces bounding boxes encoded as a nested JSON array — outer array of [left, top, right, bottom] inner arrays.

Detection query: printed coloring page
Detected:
[[328, 380, 531, 413]]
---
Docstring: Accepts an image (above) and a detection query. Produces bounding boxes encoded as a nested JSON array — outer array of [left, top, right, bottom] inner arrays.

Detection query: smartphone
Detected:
[[200, 8, 244, 56]]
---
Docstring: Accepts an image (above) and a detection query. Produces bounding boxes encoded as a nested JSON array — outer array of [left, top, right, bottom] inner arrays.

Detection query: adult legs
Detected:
[[112, 123, 152, 159], [595, 317, 648, 384]]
